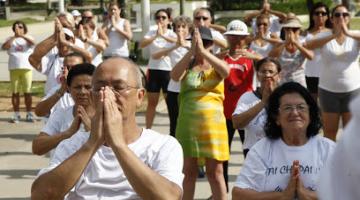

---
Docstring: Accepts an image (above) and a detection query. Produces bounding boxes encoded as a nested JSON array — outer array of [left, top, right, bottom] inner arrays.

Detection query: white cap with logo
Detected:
[[224, 20, 249, 36]]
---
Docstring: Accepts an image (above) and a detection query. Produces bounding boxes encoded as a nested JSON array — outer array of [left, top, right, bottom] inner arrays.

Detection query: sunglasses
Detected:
[[202, 39, 213, 47], [313, 11, 327, 16], [334, 12, 350, 18], [195, 16, 209, 21], [17, 26, 24, 29], [82, 16, 93, 19], [257, 23, 268, 27], [156, 15, 167, 20]]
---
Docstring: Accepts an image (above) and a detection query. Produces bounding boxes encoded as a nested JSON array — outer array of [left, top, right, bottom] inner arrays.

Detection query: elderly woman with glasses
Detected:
[[2, 21, 35, 123], [232, 82, 335, 200], [172, 26, 230, 200], [305, 4, 360, 142], [140, 8, 177, 129], [269, 17, 314, 87]]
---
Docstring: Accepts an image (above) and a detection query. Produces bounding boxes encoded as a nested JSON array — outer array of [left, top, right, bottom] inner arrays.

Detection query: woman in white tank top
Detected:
[[102, 2, 132, 58]]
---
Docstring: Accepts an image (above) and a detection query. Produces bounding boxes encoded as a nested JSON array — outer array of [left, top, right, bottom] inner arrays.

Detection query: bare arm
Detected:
[[28, 35, 57, 72], [293, 41, 314, 60], [114, 19, 133, 41], [232, 188, 288, 200], [2, 36, 15, 50], [244, 10, 261, 25], [86, 38, 106, 53], [200, 46, 229, 79], [209, 23, 226, 34], [139, 35, 157, 48], [34, 88, 66, 117], [152, 45, 179, 60], [213, 38, 228, 49], [32, 117, 80, 155], [268, 43, 284, 58], [21, 34, 35, 46], [97, 28, 109, 47], [232, 101, 265, 129], [170, 50, 192, 81], [304, 33, 335, 50], [268, 9, 287, 22], [31, 139, 98, 199]]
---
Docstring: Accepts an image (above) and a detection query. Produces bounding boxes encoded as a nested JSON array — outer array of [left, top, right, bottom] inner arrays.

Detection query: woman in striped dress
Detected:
[[171, 26, 230, 200]]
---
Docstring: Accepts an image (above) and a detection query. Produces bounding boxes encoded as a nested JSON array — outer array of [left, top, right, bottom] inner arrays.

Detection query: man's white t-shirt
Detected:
[[318, 93, 360, 200], [6, 36, 34, 70], [40, 52, 64, 95], [41, 106, 75, 136], [232, 91, 267, 150], [318, 31, 360, 92], [145, 29, 177, 71], [234, 135, 335, 193], [37, 129, 184, 200], [42, 86, 74, 114], [210, 29, 226, 54]]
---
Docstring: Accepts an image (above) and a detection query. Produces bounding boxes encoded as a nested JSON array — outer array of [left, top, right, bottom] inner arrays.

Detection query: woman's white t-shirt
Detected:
[[163, 41, 190, 92], [234, 135, 335, 193], [232, 91, 267, 150], [318, 31, 360, 92], [303, 31, 332, 78], [145, 29, 177, 71], [6, 36, 34, 70]]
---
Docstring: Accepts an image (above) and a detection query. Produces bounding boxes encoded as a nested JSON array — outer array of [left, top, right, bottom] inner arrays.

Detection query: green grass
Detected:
[[0, 82, 44, 98], [0, 18, 43, 28]]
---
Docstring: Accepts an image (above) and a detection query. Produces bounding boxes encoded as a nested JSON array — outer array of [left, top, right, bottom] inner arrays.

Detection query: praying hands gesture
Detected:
[[89, 86, 125, 148], [282, 160, 317, 200]]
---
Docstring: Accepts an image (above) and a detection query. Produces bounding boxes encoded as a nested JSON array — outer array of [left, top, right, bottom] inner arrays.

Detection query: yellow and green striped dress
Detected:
[[175, 67, 229, 161]]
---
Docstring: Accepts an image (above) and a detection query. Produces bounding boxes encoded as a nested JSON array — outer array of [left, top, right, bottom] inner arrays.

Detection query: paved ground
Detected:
[[0, 102, 245, 199]]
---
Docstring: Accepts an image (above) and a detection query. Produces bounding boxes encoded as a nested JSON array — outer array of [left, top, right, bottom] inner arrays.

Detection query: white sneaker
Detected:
[[26, 113, 35, 122], [10, 114, 20, 123]]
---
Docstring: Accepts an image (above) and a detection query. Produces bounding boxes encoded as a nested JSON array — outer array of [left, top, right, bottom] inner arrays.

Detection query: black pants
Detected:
[[223, 119, 245, 192], [166, 91, 179, 137]]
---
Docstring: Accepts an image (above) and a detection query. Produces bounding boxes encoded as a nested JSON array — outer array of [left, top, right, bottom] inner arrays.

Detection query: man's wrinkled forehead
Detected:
[[93, 59, 135, 85]]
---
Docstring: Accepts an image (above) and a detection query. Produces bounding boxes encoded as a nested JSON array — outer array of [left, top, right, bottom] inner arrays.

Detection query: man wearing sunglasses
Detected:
[[193, 7, 227, 54]]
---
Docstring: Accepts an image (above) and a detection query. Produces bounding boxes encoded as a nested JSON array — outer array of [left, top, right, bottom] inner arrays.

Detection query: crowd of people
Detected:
[[3, 0, 360, 199]]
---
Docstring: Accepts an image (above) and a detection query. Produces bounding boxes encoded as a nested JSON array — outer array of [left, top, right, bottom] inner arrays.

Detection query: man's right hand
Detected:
[[89, 88, 105, 147]]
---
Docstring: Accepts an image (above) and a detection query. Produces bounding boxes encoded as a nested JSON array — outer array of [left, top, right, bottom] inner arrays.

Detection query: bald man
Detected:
[[31, 58, 184, 200]]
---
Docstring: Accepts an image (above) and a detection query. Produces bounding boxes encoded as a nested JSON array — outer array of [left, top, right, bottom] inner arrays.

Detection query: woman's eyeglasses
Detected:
[[313, 11, 327, 16], [257, 23, 268, 27], [195, 16, 209, 21], [284, 27, 300, 32], [156, 15, 167, 20], [334, 12, 350, 18], [279, 104, 309, 114]]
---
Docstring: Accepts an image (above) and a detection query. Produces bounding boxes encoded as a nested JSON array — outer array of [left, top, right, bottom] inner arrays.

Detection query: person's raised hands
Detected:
[[103, 86, 125, 148], [282, 160, 299, 200], [89, 87, 105, 147], [77, 105, 91, 132], [157, 22, 164, 37]]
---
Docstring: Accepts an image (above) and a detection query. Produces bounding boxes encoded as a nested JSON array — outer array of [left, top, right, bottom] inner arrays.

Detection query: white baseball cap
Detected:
[[224, 20, 249, 36], [71, 10, 81, 17], [63, 28, 74, 38]]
